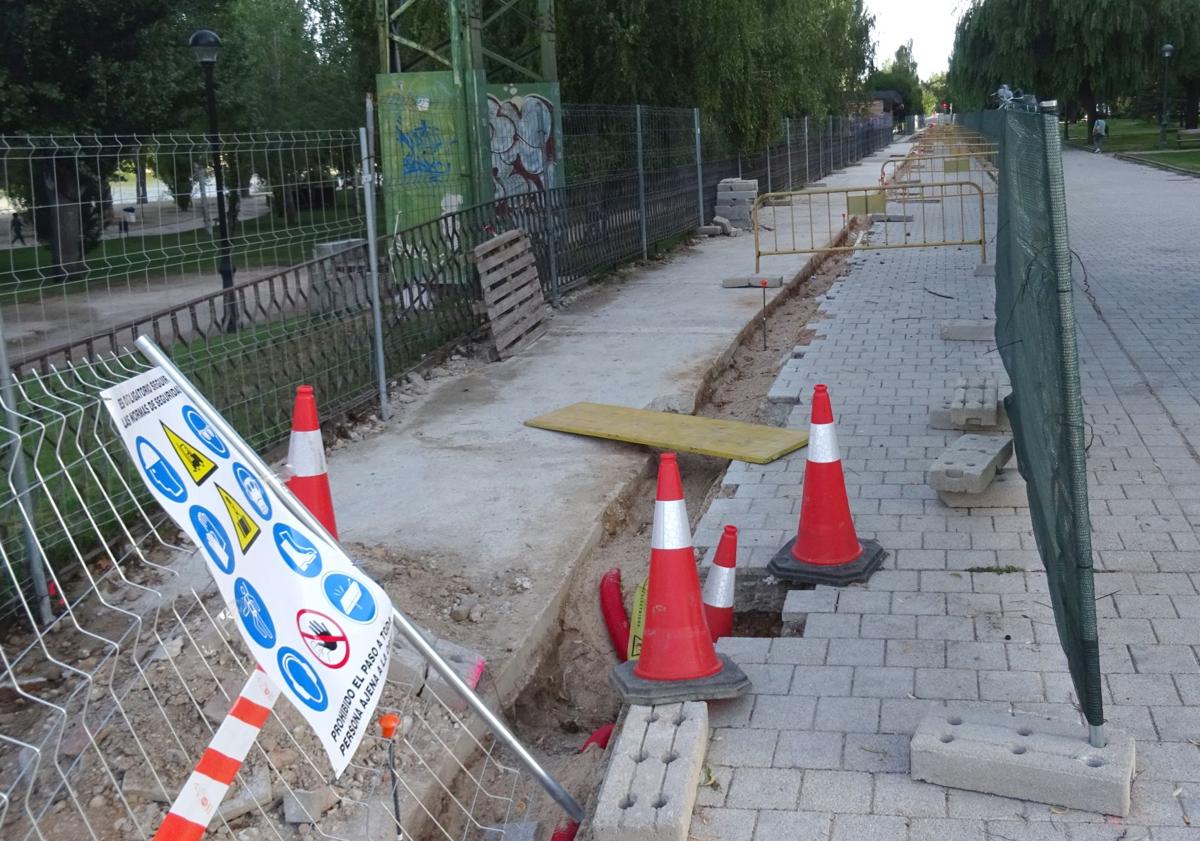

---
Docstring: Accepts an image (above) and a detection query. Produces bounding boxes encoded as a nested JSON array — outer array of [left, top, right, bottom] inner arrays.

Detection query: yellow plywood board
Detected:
[[525, 402, 808, 464]]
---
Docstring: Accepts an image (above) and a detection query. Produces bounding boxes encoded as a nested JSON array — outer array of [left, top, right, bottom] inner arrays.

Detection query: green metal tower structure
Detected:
[[374, 0, 559, 225]]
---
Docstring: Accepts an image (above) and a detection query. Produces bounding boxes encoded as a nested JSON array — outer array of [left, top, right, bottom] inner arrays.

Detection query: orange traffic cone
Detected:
[[610, 453, 750, 704], [768, 384, 884, 586], [285, 385, 338, 538], [702, 525, 738, 642]]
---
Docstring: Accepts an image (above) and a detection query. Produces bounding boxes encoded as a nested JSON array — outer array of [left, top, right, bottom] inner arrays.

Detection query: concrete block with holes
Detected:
[[591, 702, 709, 841], [930, 375, 1006, 430], [928, 434, 1013, 495], [910, 707, 1135, 816]]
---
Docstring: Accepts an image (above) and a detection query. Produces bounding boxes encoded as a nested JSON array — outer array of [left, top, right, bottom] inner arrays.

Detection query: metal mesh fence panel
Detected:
[[1, 132, 365, 364], [0, 352, 565, 840], [966, 108, 1103, 730]]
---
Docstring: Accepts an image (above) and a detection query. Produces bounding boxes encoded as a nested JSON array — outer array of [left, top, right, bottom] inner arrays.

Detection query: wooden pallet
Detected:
[[473, 229, 551, 359]]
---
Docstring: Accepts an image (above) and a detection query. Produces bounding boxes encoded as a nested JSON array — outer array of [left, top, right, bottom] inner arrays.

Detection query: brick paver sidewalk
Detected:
[[688, 152, 1200, 840]]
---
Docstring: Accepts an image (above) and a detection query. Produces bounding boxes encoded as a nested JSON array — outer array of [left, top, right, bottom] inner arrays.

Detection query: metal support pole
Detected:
[[203, 62, 237, 334], [0, 315, 53, 628], [786, 118, 793, 190], [765, 144, 772, 193], [635, 105, 648, 259], [359, 127, 389, 422], [544, 190, 561, 306], [134, 335, 586, 825], [804, 116, 810, 185], [694, 107, 704, 227]]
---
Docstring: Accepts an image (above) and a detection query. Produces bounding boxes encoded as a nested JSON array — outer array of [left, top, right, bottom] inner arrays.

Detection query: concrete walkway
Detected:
[[687, 151, 1200, 839], [326, 140, 912, 698]]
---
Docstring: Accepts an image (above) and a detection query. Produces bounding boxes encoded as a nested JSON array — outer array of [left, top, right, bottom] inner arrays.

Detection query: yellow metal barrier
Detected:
[[752, 181, 988, 272], [880, 153, 997, 194]]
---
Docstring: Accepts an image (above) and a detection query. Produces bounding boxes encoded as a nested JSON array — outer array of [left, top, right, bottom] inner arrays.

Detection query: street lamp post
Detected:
[[1160, 43, 1175, 150], [189, 29, 237, 332]]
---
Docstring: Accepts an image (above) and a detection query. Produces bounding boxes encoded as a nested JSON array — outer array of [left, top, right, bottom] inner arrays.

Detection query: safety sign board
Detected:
[[101, 368, 392, 777]]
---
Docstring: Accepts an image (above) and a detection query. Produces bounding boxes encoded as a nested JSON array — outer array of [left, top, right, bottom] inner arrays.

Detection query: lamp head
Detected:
[[189, 29, 222, 65]]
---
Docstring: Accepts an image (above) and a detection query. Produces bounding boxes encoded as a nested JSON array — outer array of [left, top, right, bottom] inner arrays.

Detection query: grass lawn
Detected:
[[0, 199, 366, 302], [1125, 150, 1200, 173], [1063, 117, 1181, 153]]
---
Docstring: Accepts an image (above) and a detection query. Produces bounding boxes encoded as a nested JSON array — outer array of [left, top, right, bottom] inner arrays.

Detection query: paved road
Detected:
[[688, 152, 1200, 839]]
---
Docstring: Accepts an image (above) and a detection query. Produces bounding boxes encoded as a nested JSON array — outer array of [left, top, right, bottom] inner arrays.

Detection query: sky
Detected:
[[866, 0, 968, 79]]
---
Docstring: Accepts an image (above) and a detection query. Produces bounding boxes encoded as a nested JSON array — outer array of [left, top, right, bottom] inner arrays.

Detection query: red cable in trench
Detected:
[[598, 568, 630, 661]]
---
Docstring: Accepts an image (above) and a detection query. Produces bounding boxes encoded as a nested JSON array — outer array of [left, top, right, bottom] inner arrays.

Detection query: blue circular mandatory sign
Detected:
[[233, 462, 272, 520], [190, 504, 235, 573], [136, 436, 187, 503], [181, 404, 229, 459], [273, 523, 322, 578], [233, 577, 276, 649], [322, 572, 377, 624], [276, 647, 328, 712]]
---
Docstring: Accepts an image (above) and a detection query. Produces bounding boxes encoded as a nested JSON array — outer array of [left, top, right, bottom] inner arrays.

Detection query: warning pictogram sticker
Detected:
[[217, 484, 261, 553], [162, 422, 217, 485], [297, 608, 350, 669], [627, 577, 648, 661]]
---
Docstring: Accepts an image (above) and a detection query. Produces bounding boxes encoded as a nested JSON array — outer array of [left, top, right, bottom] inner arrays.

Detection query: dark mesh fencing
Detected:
[[964, 108, 1103, 729]]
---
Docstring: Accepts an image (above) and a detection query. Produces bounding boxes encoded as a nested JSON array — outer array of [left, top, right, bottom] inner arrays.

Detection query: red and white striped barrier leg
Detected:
[[153, 667, 279, 841]]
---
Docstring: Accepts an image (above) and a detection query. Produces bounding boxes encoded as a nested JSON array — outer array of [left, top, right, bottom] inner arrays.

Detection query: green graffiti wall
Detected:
[[376, 72, 474, 230]]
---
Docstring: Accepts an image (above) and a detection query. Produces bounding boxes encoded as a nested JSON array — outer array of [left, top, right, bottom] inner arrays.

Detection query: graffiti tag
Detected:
[[488, 94, 557, 200], [396, 118, 455, 185]]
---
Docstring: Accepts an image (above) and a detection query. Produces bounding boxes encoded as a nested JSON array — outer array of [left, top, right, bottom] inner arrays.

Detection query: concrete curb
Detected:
[[1113, 152, 1200, 179]]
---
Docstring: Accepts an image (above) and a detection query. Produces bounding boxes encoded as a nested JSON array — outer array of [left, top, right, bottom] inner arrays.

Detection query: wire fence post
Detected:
[[765, 142, 772, 192], [544, 189, 561, 306], [694, 107, 704, 227], [635, 104, 648, 259], [0, 313, 53, 627], [804, 115, 810, 185], [359, 127, 389, 422], [785, 118, 793, 190]]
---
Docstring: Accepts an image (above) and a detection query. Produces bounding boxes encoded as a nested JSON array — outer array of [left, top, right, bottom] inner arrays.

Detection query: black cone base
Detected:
[[610, 653, 751, 705], [768, 537, 886, 586]]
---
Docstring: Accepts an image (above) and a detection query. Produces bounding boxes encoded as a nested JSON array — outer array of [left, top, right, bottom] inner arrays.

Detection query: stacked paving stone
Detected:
[[714, 179, 758, 230]]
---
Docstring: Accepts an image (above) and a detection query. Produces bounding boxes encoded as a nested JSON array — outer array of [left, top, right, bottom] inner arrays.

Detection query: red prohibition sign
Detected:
[[296, 608, 351, 669]]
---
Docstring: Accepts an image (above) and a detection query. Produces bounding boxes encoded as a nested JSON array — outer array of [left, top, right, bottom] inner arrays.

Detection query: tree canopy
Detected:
[[866, 41, 925, 118], [948, 0, 1200, 127], [555, 0, 876, 149]]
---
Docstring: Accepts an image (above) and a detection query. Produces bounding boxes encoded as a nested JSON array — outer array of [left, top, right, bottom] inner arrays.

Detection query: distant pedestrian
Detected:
[[10, 212, 26, 246], [1092, 117, 1107, 153]]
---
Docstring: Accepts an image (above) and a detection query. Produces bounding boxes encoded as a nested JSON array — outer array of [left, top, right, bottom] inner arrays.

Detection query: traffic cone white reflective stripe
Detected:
[[154, 667, 279, 841], [284, 385, 338, 537], [651, 498, 691, 550], [807, 420, 840, 464], [286, 428, 327, 477], [702, 525, 738, 642]]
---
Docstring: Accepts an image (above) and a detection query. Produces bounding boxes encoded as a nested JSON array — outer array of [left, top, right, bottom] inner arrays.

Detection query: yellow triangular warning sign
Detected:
[[216, 484, 261, 553], [161, 423, 217, 485], [627, 577, 648, 661]]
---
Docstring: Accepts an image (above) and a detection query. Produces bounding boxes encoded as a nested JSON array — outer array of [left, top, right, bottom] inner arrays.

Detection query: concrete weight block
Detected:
[[592, 702, 709, 841], [930, 375, 1005, 431], [938, 468, 1027, 508], [938, 320, 995, 342], [911, 707, 1135, 816], [928, 434, 1013, 494]]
